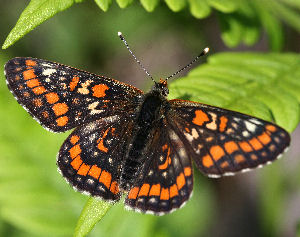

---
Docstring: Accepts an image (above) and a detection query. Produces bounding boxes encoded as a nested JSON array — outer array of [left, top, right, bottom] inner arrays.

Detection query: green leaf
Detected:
[[208, 0, 237, 13], [74, 198, 113, 237], [252, 0, 284, 51], [140, 0, 160, 12], [280, 0, 300, 10], [165, 0, 187, 12], [116, 0, 134, 8], [94, 0, 112, 11], [269, 0, 300, 32], [188, 0, 211, 19], [2, 0, 76, 49], [169, 52, 300, 133], [218, 12, 243, 48]]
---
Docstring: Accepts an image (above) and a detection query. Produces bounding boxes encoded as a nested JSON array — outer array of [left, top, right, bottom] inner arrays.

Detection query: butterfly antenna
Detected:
[[165, 47, 210, 81], [118, 32, 155, 83]]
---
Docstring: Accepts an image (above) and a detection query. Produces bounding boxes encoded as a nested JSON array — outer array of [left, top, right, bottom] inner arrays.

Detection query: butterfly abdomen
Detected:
[[120, 92, 166, 190]]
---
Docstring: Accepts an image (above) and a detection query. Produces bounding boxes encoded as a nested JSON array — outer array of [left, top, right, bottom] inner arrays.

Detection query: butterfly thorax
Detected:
[[120, 81, 169, 190]]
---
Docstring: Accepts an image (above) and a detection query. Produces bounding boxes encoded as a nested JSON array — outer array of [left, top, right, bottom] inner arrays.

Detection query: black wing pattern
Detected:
[[57, 115, 135, 201], [169, 99, 290, 178], [125, 122, 193, 215], [5, 57, 142, 132]]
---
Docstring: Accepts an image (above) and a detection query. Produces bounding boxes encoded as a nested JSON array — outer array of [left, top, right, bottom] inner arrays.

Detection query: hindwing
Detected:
[[125, 123, 193, 215], [57, 115, 134, 201]]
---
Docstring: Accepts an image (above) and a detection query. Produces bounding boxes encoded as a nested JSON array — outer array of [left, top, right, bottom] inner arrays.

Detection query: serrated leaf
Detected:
[[140, 0, 160, 12], [169, 52, 300, 133], [94, 0, 112, 11], [188, 0, 211, 19], [2, 0, 76, 49], [165, 0, 186, 12], [208, 0, 237, 13], [74, 198, 113, 237], [116, 0, 134, 8]]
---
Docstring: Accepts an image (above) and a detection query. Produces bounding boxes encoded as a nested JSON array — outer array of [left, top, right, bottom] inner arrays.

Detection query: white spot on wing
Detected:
[[242, 130, 250, 137], [245, 120, 257, 132], [43, 68, 56, 76]]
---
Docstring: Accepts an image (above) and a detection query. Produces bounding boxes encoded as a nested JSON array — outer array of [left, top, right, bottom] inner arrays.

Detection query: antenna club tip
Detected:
[[118, 31, 122, 36], [204, 47, 210, 54]]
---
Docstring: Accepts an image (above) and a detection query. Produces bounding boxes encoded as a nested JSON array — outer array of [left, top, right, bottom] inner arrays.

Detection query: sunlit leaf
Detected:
[[116, 0, 134, 8], [74, 198, 113, 237], [188, 0, 211, 19], [165, 0, 187, 12], [94, 0, 112, 11], [140, 0, 160, 12], [208, 0, 237, 13], [2, 0, 76, 49]]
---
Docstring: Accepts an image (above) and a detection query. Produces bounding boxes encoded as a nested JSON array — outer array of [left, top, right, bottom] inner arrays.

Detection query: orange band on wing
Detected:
[[176, 173, 185, 190], [210, 145, 225, 161], [169, 184, 179, 198], [224, 141, 239, 154], [128, 187, 140, 199], [138, 184, 150, 196], [69, 144, 81, 159], [71, 156, 83, 170], [202, 154, 214, 168], [56, 116, 69, 126], [192, 110, 210, 126], [110, 181, 119, 195], [99, 170, 112, 189], [149, 184, 161, 196], [25, 59, 37, 67], [88, 165, 101, 180], [23, 69, 36, 80], [77, 163, 91, 176], [160, 188, 169, 200]]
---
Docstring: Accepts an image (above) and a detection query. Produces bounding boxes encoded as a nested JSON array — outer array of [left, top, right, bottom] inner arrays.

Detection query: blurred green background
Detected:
[[1, 0, 300, 236]]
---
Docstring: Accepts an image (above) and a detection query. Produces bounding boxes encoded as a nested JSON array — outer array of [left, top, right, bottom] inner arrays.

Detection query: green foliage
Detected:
[[116, 0, 134, 8], [74, 198, 113, 237], [3, 0, 300, 49], [2, 0, 77, 49], [140, 0, 160, 12], [169, 52, 300, 133], [94, 0, 112, 11]]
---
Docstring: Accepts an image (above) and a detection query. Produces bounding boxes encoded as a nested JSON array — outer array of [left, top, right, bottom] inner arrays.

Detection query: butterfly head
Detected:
[[153, 79, 169, 97]]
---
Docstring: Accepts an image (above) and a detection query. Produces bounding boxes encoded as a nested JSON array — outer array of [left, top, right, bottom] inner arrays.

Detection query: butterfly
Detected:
[[4, 33, 290, 215]]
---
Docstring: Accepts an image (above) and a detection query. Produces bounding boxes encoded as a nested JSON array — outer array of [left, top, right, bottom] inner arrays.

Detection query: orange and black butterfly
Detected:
[[4, 33, 290, 215]]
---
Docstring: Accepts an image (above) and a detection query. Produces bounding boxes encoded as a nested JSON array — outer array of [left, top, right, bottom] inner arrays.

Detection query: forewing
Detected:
[[57, 115, 134, 201], [125, 124, 193, 215], [5, 57, 143, 132], [169, 100, 291, 177]]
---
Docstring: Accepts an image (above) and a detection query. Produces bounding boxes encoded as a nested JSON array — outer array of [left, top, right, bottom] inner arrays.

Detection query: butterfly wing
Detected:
[[57, 115, 135, 201], [125, 124, 193, 215], [169, 99, 290, 177], [5, 57, 143, 132]]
